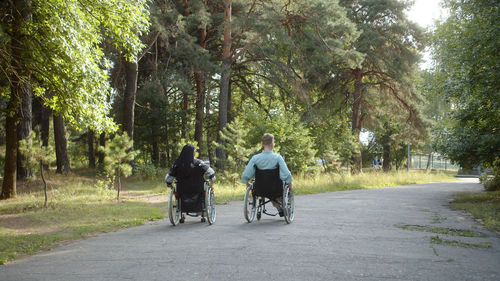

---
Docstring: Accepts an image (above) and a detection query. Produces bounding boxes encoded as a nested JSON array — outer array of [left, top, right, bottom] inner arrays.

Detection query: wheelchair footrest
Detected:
[[263, 209, 278, 216], [186, 212, 201, 217]]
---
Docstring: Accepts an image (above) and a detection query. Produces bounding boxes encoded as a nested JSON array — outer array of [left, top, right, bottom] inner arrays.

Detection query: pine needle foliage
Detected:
[[99, 132, 138, 199]]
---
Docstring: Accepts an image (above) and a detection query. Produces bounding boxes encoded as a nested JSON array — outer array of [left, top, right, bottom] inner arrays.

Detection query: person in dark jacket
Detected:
[[165, 144, 215, 223], [165, 144, 215, 190]]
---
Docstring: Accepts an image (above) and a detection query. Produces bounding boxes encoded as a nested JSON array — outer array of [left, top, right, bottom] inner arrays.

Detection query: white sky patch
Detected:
[[360, 130, 373, 146], [406, 0, 448, 69], [406, 0, 444, 28]]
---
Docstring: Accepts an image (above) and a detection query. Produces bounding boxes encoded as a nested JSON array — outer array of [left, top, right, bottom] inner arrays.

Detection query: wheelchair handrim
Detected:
[[168, 189, 181, 226]]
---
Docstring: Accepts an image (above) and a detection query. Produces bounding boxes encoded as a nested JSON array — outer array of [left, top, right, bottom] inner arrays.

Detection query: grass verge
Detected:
[[0, 176, 163, 265], [213, 170, 457, 203], [451, 190, 500, 233]]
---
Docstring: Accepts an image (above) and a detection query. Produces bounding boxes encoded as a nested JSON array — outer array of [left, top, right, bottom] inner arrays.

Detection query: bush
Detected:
[[243, 111, 317, 173], [99, 132, 138, 199], [217, 112, 317, 177], [482, 158, 500, 191], [135, 163, 165, 181], [483, 176, 500, 191], [481, 158, 500, 191]]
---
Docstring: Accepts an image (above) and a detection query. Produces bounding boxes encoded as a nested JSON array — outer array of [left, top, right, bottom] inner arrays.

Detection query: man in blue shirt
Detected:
[[242, 133, 293, 215], [373, 155, 378, 170]]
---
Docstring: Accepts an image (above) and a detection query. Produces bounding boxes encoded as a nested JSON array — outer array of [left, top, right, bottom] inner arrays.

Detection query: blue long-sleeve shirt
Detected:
[[241, 151, 293, 184]]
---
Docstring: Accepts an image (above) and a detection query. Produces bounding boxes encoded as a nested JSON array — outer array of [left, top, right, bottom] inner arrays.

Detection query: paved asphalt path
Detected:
[[1, 178, 499, 281]]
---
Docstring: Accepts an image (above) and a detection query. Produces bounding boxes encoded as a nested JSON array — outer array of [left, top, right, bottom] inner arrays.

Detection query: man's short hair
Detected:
[[262, 133, 274, 146]]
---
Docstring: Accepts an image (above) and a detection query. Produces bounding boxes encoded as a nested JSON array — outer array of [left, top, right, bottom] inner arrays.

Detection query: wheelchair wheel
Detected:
[[244, 184, 257, 223], [168, 188, 181, 226], [205, 185, 216, 225], [283, 185, 294, 224]]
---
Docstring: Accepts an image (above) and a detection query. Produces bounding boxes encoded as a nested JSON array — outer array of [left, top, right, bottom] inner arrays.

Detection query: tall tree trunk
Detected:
[[39, 160, 47, 207], [98, 132, 106, 168], [181, 89, 189, 139], [194, 71, 204, 155], [382, 122, 392, 172], [88, 130, 95, 169], [206, 92, 214, 166], [2, 0, 32, 199], [216, 0, 232, 172], [123, 59, 138, 171], [116, 172, 121, 200], [152, 136, 159, 165], [1, 93, 19, 199], [227, 78, 233, 124], [53, 115, 70, 174], [40, 99, 50, 170], [123, 60, 138, 141], [16, 77, 32, 180], [40, 101, 50, 147], [426, 145, 432, 170], [32, 96, 42, 132], [180, 0, 190, 140], [351, 69, 363, 174], [165, 94, 171, 167], [194, 26, 207, 157]]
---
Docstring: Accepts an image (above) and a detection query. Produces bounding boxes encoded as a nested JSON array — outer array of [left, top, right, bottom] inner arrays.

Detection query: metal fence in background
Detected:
[[410, 154, 460, 170]]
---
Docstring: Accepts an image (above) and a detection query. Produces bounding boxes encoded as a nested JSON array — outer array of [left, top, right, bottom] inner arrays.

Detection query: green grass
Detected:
[[121, 179, 166, 195], [0, 177, 163, 264], [213, 170, 457, 203], [451, 190, 500, 233], [430, 235, 492, 249], [394, 224, 485, 237]]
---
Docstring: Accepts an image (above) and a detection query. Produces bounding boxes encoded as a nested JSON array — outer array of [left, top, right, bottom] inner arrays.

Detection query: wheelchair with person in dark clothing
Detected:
[[165, 144, 216, 226], [168, 177, 216, 226], [243, 166, 294, 224]]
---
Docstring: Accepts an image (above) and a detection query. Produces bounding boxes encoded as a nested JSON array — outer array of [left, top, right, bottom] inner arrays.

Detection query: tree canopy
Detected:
[[3, 0, 497, 198], [431, 0, 500, 171]]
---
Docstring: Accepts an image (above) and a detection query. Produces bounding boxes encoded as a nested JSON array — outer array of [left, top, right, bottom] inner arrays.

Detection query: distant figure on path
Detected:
[[373, 155, 379, 170]]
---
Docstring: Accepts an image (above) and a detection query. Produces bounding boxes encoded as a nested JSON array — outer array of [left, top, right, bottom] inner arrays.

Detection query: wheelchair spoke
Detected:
[[206, 186, 216, 225], [244, 184, 257, 223], [283, 186, 295, 224], [168, 188, 181, 226]]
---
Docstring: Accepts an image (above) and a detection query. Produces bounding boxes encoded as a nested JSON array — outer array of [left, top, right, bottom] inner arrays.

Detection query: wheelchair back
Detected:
[[175, 165, 206, 212], [254, 166, 283, 198]]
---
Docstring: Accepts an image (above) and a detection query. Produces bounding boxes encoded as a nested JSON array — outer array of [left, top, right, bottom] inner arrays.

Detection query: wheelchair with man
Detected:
[[168, 178, 216, 226], [243, 166, 295, 224]]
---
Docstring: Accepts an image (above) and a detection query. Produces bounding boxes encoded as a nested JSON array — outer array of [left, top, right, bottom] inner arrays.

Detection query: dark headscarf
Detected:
[[174, 144, 195, 177]]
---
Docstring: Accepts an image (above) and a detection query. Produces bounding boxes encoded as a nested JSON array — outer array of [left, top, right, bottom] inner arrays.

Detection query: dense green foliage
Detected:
[[1, 0, 150, 129], [430, 0, 500, 189]]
